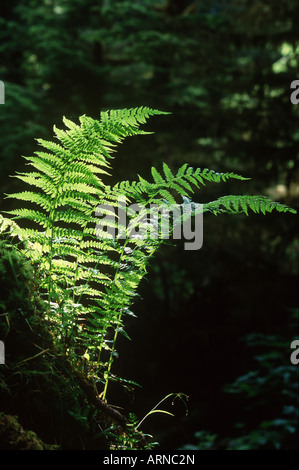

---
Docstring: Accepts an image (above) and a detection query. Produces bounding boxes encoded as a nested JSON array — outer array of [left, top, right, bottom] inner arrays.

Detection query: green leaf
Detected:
[[151, 167, 165, 184]]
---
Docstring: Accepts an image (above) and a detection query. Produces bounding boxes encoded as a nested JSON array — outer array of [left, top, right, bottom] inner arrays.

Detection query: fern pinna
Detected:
[[3, 107, 296, 401]]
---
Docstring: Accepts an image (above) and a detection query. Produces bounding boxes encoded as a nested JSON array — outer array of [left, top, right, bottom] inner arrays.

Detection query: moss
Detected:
[[0, 413, 54, 450], [0, 237, 120, 449]]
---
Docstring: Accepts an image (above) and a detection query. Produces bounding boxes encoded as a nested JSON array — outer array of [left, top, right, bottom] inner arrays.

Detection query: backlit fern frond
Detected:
[[2, 106, 296, 402], [203, 195, 297, 216], [113, 164, 251, 205]]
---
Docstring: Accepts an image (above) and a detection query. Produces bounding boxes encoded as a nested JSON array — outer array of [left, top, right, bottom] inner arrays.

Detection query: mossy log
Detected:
[[0, 236, 136, 450]]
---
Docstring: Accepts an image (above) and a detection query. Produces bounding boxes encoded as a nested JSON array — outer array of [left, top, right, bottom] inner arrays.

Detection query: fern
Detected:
[[2, 107, 296, 401]]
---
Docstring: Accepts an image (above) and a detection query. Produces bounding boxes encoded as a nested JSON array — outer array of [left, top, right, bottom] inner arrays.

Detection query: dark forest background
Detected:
[[0, 0, 298, 450]]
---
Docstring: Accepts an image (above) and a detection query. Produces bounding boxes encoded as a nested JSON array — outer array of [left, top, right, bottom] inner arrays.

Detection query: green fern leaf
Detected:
[[151, 167, 165, 184], [2, 106, 296, 403]]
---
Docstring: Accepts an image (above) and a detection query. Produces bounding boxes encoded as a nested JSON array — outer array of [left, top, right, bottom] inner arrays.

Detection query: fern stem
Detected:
[[46, 211, 55, 304], [101, 237, 129, 401], [101, 192, 167, 401], [101, 311, 121, 401]]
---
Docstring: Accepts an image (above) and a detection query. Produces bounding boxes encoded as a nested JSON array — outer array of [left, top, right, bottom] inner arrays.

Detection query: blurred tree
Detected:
[[1, 0, 299, 190]]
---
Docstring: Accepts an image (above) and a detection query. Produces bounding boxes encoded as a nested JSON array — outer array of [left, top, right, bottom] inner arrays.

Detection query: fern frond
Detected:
[[3, 106, 296, 402], [151, 167, 165, 184], [162, 162, 175, 181], [203, 195, 297, 216], [12, 172, 57, 196], [113, 165, 250, 204], [6, 191, 53, 211], [36, 138, 73, 161], [100, 107, 170, 138], [6, 208, 50, 228]]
